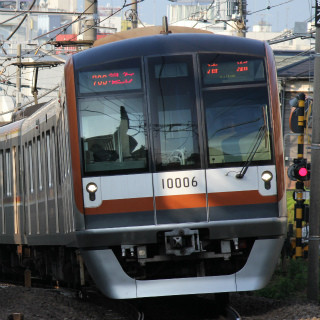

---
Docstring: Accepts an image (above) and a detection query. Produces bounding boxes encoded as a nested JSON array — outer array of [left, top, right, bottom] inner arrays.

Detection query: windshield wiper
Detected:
[[236, 123, 267, 179]]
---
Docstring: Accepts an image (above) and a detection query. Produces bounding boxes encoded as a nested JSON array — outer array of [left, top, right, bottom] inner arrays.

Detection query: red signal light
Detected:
[[287, 159, 310, 181], [298, 167, 308, 177]]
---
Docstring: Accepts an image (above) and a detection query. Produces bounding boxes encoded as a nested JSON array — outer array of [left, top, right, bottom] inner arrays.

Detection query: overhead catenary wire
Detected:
[[33, 0, 96, 41], [6, 0, 36, 40], [0, 0, 144, 107], [0, 1, 112, 78], [247, 0, 294, 16], [0, 0, 97, 70]]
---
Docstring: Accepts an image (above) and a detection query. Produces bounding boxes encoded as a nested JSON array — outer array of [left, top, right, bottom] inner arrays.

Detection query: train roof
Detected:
[[72, 28, 268, 71], [93, 26, 213, 47], [0, 118, 23, 140]]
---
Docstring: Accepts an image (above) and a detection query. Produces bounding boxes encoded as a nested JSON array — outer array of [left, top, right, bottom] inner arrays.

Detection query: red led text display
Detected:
[[202, 57, 265, 85], [206, 60, 249, 78], [236, 60, 249, 72], [79, 67, 141, 93], [91, 72, 135, 87]]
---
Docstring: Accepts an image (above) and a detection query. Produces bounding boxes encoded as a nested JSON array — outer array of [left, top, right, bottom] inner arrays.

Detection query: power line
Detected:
[[0, 0, 144, 104], [6, 0, 36, 40], [247, 0, 294, 15]]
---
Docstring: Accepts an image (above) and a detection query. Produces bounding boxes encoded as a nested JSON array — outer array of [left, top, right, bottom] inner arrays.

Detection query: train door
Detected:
[[147, 55, 207, 224]]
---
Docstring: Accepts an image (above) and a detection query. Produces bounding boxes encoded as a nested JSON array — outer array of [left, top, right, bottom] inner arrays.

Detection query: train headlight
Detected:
[[86, 182, 98, 201], [261, 171, 273, 190]]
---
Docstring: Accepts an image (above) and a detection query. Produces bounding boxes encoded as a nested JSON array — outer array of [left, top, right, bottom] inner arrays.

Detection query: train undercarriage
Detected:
[[114, 230, 255, 280]]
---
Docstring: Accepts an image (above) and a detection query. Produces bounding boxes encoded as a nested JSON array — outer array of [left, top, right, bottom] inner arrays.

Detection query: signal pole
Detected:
[[295, 94, 306, 259], [307, 0, 320, 302]]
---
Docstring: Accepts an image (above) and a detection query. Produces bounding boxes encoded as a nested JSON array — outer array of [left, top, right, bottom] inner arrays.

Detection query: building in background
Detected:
[[0, 0, 315, 124]]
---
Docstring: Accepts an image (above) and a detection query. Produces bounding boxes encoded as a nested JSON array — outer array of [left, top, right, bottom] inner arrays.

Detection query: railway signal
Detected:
[[287, 93, 308, 260], [287, 158, 311, 181]]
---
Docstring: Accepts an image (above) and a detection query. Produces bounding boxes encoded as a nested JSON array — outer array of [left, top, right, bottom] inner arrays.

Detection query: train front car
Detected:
[[65, 31, 286, 299]]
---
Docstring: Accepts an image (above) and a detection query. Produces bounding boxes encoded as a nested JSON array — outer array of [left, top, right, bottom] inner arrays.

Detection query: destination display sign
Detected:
[[202, 58, 265, 85], [79, 67, 142, 93]]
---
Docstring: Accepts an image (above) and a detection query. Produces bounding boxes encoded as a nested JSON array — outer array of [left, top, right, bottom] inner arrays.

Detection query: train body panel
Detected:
[[0, 29, 286, 299], [0, 96, 77, 247], [82, 164, 279, 229]]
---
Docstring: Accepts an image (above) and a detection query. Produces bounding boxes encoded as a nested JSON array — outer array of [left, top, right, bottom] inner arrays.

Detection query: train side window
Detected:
[[51, 127, 57, 184], [5, 149, 12, 197], [37, 136, 43, 191], [56, 120, 62, 185], [63, 102, 70, 176], [60, 109, 67, 179], [46, 131, 53, 188], [28, 142, 34, 193], [17, 146, 21, 195], [23, 144, 28, 194]]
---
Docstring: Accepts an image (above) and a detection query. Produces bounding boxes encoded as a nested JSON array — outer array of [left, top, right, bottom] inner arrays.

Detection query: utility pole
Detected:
[[236, 0, 246, 37], [15, 44, 21, 111], [131, 0, 138, 29], [83, 0, 97, 41], [307, 0, 320, 302]]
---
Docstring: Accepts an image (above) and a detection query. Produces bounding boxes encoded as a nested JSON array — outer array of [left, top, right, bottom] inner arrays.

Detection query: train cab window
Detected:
[[148, 55, 200, 171], [200, 54, 272, 166], [78, 58, 148, 175]]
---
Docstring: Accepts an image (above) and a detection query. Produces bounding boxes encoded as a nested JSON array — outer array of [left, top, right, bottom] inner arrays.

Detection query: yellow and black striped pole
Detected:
[[295, 93, 306, 258]]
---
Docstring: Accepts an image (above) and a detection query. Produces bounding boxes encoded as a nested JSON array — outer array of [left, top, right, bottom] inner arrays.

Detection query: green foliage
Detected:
[[256, 259, 308, 300], [254, 192, 312, 300], [286, 191, 295, 225]]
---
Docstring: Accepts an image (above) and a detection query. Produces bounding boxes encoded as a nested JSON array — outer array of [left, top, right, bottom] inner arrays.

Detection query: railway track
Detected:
[[225, 306, 241, 320], [1, 276, 241, 319], [131, 294, 242, 320]]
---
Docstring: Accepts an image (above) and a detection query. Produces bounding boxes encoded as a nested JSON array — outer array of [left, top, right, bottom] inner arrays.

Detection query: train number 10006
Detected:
[[161, 177, 198, 189]]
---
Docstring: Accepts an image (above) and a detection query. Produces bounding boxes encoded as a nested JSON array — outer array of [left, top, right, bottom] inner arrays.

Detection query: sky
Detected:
[[95, 0, 313, 33]]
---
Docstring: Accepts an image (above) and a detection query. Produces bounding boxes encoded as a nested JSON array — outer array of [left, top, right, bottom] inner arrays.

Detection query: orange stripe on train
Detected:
[[208, 190, 277, 207], [84, 190, 277, 215], [155, 194, 206, 210], [85, 197, 154, 215]]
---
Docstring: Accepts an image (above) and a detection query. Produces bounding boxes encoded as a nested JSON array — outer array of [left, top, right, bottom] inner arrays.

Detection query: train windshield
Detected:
[[200, 54, 271, 166], [78, 58, 148, 175], [76, 53, 272, 176]]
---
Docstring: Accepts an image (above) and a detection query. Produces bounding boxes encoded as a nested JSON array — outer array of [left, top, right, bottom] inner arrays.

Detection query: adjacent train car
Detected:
[[0, 26, 286, 299]]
